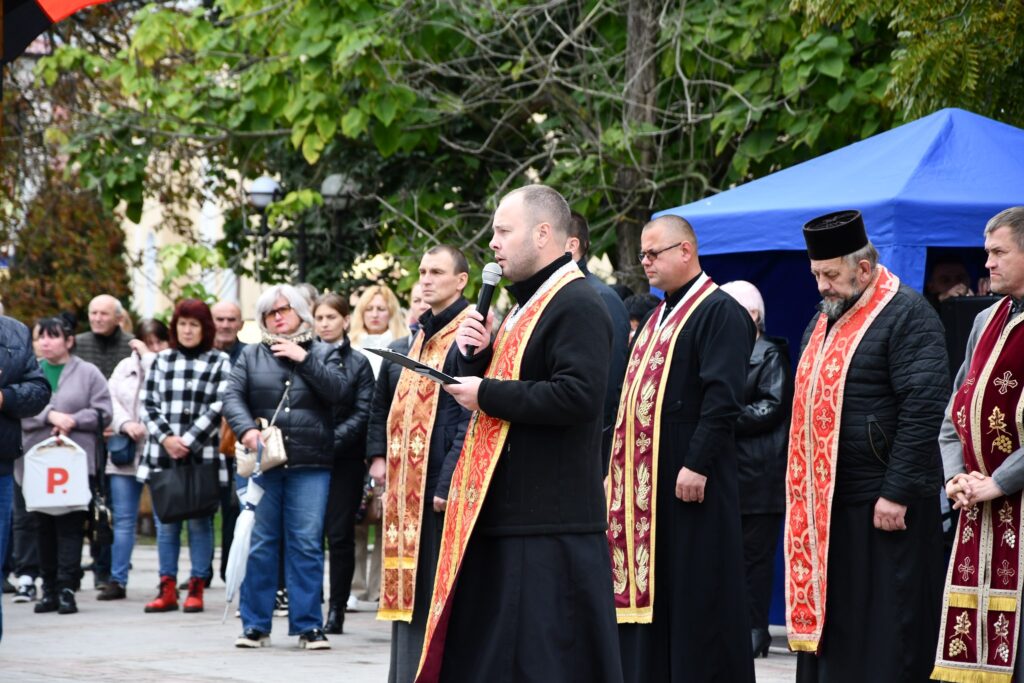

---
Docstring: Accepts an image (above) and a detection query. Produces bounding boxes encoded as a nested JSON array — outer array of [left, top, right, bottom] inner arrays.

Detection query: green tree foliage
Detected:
[[797, 0, 1024, 125], [37, 0, 906, 292], [0, 172, 131, 325]]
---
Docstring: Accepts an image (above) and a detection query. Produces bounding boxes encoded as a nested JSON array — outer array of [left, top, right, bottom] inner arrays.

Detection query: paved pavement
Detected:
[[2, 545, 796, 681]]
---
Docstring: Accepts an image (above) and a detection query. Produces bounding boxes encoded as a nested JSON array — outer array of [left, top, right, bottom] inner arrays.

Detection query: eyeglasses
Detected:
[[263, 304, 293, 321], [638, 242, 681, 264]]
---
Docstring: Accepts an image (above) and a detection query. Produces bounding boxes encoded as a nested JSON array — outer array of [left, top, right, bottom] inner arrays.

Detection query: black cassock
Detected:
[[619, 282, 756, 683], [439, 255, 623, 683]]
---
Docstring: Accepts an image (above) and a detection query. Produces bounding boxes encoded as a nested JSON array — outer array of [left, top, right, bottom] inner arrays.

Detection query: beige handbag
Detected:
[[236, 383, 290, 478]]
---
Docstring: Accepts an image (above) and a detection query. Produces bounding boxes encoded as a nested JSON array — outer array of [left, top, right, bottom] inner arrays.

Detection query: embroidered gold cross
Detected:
[[390, 437, 402, 457], [958, 556, 976, 582], [648, 351, 665, 372], [814, 408, 833, 430], [995, 371, 1019, 395], [824, 358, 840, 379], [814, 459, 829, 482], [410, 435, 425, 456], [998, 559, 1016, 587], [793, 561, 810, 582], [386, 523, 399, 545], [635, 433, 652, 453]]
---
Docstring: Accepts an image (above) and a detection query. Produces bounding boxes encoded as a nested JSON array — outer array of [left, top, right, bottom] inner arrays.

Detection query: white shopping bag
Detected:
[[23, 436, 91, 515]]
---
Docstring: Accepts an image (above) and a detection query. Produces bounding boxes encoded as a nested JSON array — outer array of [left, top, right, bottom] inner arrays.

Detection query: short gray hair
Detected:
[[985, 207, 1024, 250], [255, 284, 314, 333], [844, 242, 879, 270], [502, 185, 571, 238]]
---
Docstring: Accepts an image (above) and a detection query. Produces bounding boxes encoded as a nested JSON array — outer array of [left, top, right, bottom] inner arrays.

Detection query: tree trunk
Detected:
[[614, 0, 659, 294]]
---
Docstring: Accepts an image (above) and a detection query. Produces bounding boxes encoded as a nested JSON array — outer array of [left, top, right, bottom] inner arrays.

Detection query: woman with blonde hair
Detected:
[[348, 285, 409, 379]]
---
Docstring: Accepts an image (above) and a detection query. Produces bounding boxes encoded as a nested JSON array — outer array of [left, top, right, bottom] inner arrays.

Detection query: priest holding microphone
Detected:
[[415, 185, 622, 682]]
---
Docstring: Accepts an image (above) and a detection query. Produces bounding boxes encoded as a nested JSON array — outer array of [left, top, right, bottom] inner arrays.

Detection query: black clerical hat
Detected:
[[802, 210, 868, 260]]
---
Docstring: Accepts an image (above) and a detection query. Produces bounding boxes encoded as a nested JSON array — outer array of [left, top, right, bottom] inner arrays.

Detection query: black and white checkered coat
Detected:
[[143, 348, 230, 485]]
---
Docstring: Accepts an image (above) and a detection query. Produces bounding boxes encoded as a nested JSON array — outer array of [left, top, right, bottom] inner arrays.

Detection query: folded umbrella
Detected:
[[222, 475, 264, 623]]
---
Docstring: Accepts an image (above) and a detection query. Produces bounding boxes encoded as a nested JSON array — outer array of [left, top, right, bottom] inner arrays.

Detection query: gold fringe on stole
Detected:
[[614, 606, 653, 624], [948, 593, 979, 609], [378, 608, 413, 620], [989, 596, 1018, 612], [788, 640, 818, 653], [382, 557, 417, 570], [930, 666, 1012, 683]]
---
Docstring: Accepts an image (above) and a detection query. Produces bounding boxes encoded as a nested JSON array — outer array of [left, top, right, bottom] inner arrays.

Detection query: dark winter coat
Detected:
[[330, 337, 375, 462], [0, 317, 51, 475], [800, 283, 950, 505], [222, 337, 348, 469], [735, 334, 791, 515]]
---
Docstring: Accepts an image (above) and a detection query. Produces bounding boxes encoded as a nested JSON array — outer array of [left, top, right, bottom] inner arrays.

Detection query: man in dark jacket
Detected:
[[566, 212, 630, 474], [0, 315, 52, 641], [74, 294, 134, 379], [367, 245, 472, 683], [785, 210, 948, 682], [417, 185, 621, 682]]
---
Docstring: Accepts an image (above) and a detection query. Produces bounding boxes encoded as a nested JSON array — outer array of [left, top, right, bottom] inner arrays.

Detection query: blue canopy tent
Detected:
[[654, 107, 1024, 626]]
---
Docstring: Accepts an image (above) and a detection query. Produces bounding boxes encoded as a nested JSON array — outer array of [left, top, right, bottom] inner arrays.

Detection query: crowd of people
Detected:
[[0, 185, 1022, 683]]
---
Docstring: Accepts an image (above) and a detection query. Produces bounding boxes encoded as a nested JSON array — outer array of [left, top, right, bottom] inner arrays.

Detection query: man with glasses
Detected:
[[610, 214, 756, 682]]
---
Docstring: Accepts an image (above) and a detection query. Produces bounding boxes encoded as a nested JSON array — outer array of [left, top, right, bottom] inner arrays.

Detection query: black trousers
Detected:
[[741, 512, 782, 631], [35, 510, 87, 591], [12, 483, 39, 579], [219, 461, 238, 581], [324, 458, 366, 606]]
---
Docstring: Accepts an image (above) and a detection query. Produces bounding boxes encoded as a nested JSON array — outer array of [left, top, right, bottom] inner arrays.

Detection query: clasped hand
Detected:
[[946, 471, 1004, 510]]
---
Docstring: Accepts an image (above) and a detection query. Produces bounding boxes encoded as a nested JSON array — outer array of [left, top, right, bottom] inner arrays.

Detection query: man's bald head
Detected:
[[642, 215, 698, 251], [88, 294, 123, 336], [501, 185, 572, 240], [211, 300, 244, 350]]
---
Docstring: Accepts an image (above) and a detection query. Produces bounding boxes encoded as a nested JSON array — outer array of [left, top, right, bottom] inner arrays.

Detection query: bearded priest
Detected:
[[786, 210, 948, 682], [611, 214, 756, 682]]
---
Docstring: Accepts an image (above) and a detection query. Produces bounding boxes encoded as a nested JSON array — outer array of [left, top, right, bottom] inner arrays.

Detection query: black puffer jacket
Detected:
[[0, 317, 51, 475], [223, 337, 348, 469], [735, 334, 791, 515], [331, 337, 375, 461], [799, 283, 950, 505]]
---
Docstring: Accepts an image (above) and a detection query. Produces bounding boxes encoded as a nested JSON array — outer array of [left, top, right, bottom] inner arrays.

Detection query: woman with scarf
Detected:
[[223, 285, 348, 650]]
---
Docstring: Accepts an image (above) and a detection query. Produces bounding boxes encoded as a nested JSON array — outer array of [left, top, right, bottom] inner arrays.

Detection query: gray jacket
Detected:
[[18, 355, 113, 481]]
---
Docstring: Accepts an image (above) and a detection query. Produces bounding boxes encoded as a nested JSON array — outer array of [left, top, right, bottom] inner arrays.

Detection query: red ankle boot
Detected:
[[144, 576, 179, 613], [183, 576, 204, 613]]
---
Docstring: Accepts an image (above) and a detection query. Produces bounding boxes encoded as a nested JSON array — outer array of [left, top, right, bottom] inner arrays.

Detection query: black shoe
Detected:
[[751, 628, 771, 658], [97, 581, 126, 601], [235, 628, 271, 648], [94, 574, 111, 591], [34, 590, 59, 613], [58, 588, 78, 615], [323, 605, 344, 634], [298, 628, 330, 650]]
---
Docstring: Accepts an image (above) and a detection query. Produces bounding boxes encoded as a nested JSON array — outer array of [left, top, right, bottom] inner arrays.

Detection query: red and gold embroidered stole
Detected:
[[414, 267, 583, 683], [605, 275, 717, 624], [933, 299, 1024, 683], [378, 307, 469, 622], [784, 265, 900, 652]]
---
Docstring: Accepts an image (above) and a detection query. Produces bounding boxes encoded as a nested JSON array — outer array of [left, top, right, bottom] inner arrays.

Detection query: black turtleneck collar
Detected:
[[95, 327, 124, 347], [1011, 297, 1024, 318], [576, 258, 591, 276], [177, 344, 204, 359], [663, 271, 703, 311], [419, 297, 469, 341], [507, 253, 573, 305]]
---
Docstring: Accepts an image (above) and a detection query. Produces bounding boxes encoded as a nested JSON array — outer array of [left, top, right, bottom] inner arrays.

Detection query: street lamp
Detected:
[[247, 175, 282, 210], [320, 173, 359, 266]]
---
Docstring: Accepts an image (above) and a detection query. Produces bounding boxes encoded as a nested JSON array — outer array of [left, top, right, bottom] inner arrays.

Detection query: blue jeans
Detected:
[[0, 474, 13, 642], [154, 513, 214, 580], [239, 467, 330, 636], [109, 475, 144, 586]]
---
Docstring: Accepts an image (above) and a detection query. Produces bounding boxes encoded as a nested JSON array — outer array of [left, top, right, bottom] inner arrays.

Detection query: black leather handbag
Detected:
[[148, 459, 220, 524], [89, 409, 114, 545]]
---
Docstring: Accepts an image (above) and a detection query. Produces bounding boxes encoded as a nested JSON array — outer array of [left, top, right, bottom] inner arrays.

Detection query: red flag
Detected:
[[3, 0, 117, 65]]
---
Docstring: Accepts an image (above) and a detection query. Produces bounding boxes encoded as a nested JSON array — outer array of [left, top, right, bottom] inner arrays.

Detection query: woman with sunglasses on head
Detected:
[[141, 300, 230, 615], [224, 285, 349, 651], [19, 315, 112, 615]]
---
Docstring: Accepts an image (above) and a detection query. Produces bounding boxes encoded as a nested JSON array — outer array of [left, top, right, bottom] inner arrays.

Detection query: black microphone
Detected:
[[467, 262, 502, 356]]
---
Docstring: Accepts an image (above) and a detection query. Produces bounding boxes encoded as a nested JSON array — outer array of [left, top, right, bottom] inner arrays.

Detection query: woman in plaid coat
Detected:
[[142, 299, 230, 614]]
